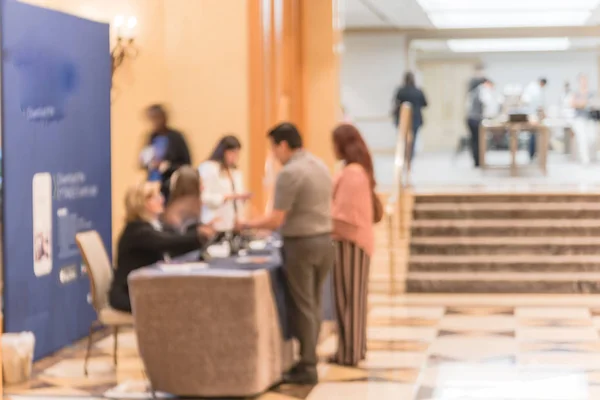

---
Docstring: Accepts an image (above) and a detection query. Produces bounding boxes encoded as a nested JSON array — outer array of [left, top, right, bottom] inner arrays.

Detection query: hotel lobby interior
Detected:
[[5, 0, 600, 399]]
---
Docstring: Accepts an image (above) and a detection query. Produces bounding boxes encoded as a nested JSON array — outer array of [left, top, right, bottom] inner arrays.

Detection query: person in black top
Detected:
[[145, 104, 192, 200], [392, 72, 428, 160], [109, 181, 213, 313]]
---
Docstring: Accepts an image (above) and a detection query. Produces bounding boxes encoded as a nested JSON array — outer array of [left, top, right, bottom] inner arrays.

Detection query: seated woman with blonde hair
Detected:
[[109, 181, 213, 313]]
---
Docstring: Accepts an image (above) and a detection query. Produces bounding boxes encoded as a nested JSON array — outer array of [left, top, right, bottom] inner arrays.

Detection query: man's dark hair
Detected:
[[404, 71, 415, 87], [267, 123, 303, 149], [540, 77, 548, 86]]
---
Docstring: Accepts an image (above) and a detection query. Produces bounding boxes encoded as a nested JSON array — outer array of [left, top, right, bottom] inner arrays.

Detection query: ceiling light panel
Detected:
[[429, 11, 591, 28], [417, 0, 600, 11], [447, 38, 571, 52]]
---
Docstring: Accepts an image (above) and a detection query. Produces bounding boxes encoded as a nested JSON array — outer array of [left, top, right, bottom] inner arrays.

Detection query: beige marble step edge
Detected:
[[414, 191, 600, 197], [409, 255, 600, 263], [411, 219, 600, 228], [407, 271, 600, 281], [411, 236, 600, 245], [414, 202, 600, 211]]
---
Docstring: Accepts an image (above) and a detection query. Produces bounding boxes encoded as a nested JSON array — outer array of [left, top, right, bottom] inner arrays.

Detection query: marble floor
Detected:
[[8, 293, 600, 399], [376, 151, 600, 192]]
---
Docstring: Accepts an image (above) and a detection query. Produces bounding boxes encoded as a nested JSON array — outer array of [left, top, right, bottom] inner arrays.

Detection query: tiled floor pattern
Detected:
[[9, 299, 600, 399]]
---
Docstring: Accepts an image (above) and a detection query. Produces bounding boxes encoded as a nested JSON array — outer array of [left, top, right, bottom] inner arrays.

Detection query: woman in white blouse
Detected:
[[198, 135, 251, 232]]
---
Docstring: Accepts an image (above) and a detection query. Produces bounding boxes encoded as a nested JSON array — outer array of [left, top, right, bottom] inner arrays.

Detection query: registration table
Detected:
[[128, 246, 333, 398], [479, 120, 550, 176]]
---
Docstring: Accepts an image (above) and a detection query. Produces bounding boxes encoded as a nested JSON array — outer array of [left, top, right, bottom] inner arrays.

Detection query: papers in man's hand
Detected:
[[158, 262, 208, 272], [140, 146, 155, 167]]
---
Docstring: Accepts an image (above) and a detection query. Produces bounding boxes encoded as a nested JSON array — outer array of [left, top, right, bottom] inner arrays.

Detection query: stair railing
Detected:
[[385, 103, 412, 293]]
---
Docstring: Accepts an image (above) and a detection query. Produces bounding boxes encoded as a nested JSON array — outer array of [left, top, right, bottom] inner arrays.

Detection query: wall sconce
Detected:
[[111, 15, 139, 78]]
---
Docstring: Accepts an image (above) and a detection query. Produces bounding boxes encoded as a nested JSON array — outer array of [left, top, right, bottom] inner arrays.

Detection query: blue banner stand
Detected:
[[1, 0, 112, 360]]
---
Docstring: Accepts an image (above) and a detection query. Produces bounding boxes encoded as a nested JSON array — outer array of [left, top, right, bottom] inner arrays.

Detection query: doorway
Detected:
[[418, 59, 477, 153]]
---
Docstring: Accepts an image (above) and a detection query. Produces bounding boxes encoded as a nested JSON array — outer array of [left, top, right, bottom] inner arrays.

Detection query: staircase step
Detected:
[[415, 193, 600, 204], [409, 255, 600, 273], [406, 272, 600, 294], [410, 237, 600, 256], [411, 219, 600, 237], [413, 202, 600, 220]]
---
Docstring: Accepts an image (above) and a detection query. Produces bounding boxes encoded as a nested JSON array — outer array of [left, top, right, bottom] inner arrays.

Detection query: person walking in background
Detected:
[[330, 124, 381, 366], [571, 73, 597, 164], [467, 63, 486, 94], [521, 77, 548, 161], [239, 123, 333, 385], [466, 78, 494, 167], [142, 104, 192, 200], [392, 71, 428, 160], [199, 135, 251, 234]]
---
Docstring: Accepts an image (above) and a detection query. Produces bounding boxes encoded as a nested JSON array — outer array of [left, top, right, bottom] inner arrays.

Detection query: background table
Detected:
[[479, 121, 550, 176]]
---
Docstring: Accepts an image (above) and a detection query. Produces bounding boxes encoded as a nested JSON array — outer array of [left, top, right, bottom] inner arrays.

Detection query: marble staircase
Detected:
[[407, 193, 600, 293]]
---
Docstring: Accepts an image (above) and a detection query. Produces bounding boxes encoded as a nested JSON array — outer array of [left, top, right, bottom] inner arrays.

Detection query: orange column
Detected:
[[247, 0, 340, 211], [248, 0, 270, 213], [300, 0, 340, 170]]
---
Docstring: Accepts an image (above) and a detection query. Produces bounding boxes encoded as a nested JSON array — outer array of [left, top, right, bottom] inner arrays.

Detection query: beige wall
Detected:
[[162, 0, 249, 175], [18, 0, 250, 248]]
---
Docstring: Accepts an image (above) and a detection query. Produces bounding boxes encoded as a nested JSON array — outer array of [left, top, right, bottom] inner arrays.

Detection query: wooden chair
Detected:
[[75, 231, 134, 375]]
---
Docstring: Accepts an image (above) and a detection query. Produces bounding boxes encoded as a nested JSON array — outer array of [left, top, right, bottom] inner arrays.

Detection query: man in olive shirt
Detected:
[[240, 123, 333, 384]]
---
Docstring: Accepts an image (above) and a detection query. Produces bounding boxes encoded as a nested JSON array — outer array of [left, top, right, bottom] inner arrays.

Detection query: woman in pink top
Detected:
[[330, 123, 376, 366]]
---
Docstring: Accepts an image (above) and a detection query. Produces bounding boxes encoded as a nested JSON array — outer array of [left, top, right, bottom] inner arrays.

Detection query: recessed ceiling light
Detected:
[[429, 11, 591, 29], [417, 0, 600, 11], [447, 38, 571, 52]]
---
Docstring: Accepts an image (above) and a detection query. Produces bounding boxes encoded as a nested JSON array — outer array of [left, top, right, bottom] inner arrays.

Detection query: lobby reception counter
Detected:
[[129, 264, 294, 397]]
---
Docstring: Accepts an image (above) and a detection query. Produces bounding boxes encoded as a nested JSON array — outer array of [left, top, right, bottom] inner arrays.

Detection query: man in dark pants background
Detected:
[[239, 123, 333, 385]]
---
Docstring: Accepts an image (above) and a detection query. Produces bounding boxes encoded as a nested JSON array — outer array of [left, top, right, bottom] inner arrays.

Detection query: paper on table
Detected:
[[158, 263, 208, 272], [249, 240, 267, 250]]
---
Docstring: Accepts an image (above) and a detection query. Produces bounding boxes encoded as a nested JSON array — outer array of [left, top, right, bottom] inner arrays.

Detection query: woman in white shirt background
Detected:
[[199, 135, 251, 233]]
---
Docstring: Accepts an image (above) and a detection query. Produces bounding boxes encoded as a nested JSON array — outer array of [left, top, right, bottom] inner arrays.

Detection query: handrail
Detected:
[[385, 103, 412, 293]]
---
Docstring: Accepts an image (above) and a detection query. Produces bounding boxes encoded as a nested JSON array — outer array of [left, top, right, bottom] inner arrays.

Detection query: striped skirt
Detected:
[[332, 240, 371, 366]]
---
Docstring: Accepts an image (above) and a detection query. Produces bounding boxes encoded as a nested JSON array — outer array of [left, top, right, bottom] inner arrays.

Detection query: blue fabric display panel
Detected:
[[1, 1, 112, 359]]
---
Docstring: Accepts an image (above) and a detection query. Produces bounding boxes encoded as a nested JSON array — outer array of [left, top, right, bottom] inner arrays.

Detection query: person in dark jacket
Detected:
[[145, 104, 192, 200], [109, 181, 213, 313], [392, 72, 428, 160]]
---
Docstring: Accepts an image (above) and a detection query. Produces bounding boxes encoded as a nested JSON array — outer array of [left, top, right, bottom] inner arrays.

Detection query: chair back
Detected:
[[75, 230, 113, 312]]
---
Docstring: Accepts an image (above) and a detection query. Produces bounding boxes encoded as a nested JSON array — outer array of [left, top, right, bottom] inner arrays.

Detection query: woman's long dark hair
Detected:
[[332, 124, 376, 189], [209, 135, 242, 168]]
